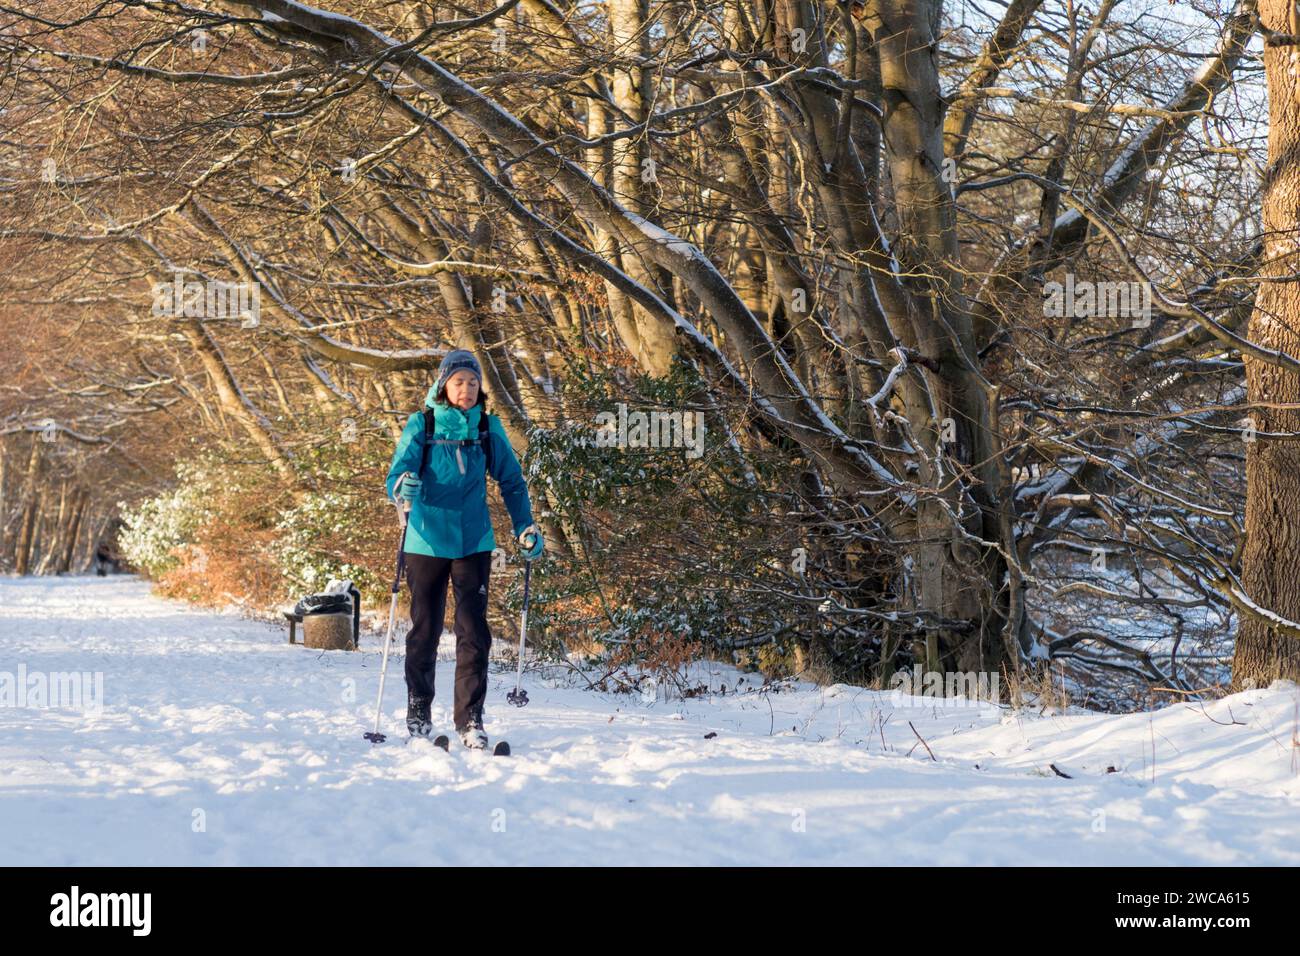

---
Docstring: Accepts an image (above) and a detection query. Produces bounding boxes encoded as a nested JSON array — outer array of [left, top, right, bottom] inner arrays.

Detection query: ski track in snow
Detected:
[[2, 576, 1298, 866]]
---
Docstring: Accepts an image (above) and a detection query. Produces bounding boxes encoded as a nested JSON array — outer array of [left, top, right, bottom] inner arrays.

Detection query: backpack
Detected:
[[421, 404, 493, 480]]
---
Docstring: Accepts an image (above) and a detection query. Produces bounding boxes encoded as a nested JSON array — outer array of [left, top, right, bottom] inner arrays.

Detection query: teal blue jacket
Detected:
[[385, 395, 534, 559]]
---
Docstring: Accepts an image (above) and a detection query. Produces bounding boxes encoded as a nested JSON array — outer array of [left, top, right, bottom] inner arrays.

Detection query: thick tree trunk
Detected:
[[606, 0, 678, 376], [1235, 0, 1300, 688], [861, 0, 1011, 679]]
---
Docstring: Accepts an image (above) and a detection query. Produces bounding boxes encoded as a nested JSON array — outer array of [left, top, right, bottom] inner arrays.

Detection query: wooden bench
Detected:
[[283, 609, 305, 645]]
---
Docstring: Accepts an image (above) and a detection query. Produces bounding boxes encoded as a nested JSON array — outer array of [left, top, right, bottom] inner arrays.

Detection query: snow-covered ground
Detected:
[[2, 575, 1297, 865]]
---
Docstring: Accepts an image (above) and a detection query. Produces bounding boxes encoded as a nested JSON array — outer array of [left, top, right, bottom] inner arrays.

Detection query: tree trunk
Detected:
[[0, 440, 8, 564], [180, 322, 299, 487], [606, 0, 679, 376], [1235, 0, 1300, 688], [33, 479, 68, 576], [57, 489, 87, 574], [13, 437, 44, 576], [861, 0, 1011, 680]]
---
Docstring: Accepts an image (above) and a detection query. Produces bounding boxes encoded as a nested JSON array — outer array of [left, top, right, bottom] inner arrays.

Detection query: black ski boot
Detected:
[[406, 692, 432, 738], [458, 710, 488, 750]]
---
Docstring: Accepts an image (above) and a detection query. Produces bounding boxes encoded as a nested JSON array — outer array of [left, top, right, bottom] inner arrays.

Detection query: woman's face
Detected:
[[445, 369, 480, 411]]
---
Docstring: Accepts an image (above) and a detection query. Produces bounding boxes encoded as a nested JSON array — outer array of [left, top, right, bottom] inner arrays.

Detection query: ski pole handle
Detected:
[[388, 477, 414, 594], [516, 524, 541, 562], [391, 471, 416, 521]]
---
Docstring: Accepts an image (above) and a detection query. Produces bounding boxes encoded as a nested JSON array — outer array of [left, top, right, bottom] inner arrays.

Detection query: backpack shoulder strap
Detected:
[[421, 408, 435, 479], [480, 408, 493, 476]]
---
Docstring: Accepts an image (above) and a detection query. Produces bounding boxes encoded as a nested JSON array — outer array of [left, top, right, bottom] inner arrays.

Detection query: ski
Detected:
[[404, 732, 450, 751], [419, 732, 509, 754]]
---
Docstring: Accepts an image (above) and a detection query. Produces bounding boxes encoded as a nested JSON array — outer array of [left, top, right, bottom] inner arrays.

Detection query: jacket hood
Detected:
[[426, 398, 482, 440]]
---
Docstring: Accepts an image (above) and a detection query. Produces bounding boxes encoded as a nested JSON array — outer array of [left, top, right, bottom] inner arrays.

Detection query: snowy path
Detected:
[[1, 575, 1298, 865]]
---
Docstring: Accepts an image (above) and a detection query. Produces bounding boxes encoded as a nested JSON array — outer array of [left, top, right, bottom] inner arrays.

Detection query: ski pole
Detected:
[[364, 476, 414, 743], [506, 531, 537, 707]]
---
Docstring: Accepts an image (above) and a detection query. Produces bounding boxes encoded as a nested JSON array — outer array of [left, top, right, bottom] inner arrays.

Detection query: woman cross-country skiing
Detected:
[[384, 349, 542, 749]]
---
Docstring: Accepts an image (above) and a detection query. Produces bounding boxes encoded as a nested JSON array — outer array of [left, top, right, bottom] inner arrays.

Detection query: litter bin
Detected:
[[286, 583, 360, 650]]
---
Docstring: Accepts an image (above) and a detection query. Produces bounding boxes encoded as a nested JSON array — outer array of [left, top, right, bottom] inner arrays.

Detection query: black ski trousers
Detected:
[[403, 549, 493, 732]]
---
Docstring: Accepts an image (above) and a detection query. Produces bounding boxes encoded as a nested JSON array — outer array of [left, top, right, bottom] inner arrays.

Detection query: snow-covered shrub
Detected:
[[514, 363, 839, 683], [117, 460, 218, 578], [117, 429, 397, 613], [272, 489, 384, 600]]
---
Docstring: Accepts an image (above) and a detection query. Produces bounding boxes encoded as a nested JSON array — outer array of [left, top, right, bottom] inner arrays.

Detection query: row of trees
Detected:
[[2, 0, 1298, 704], [0, 434, 113, 575]]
